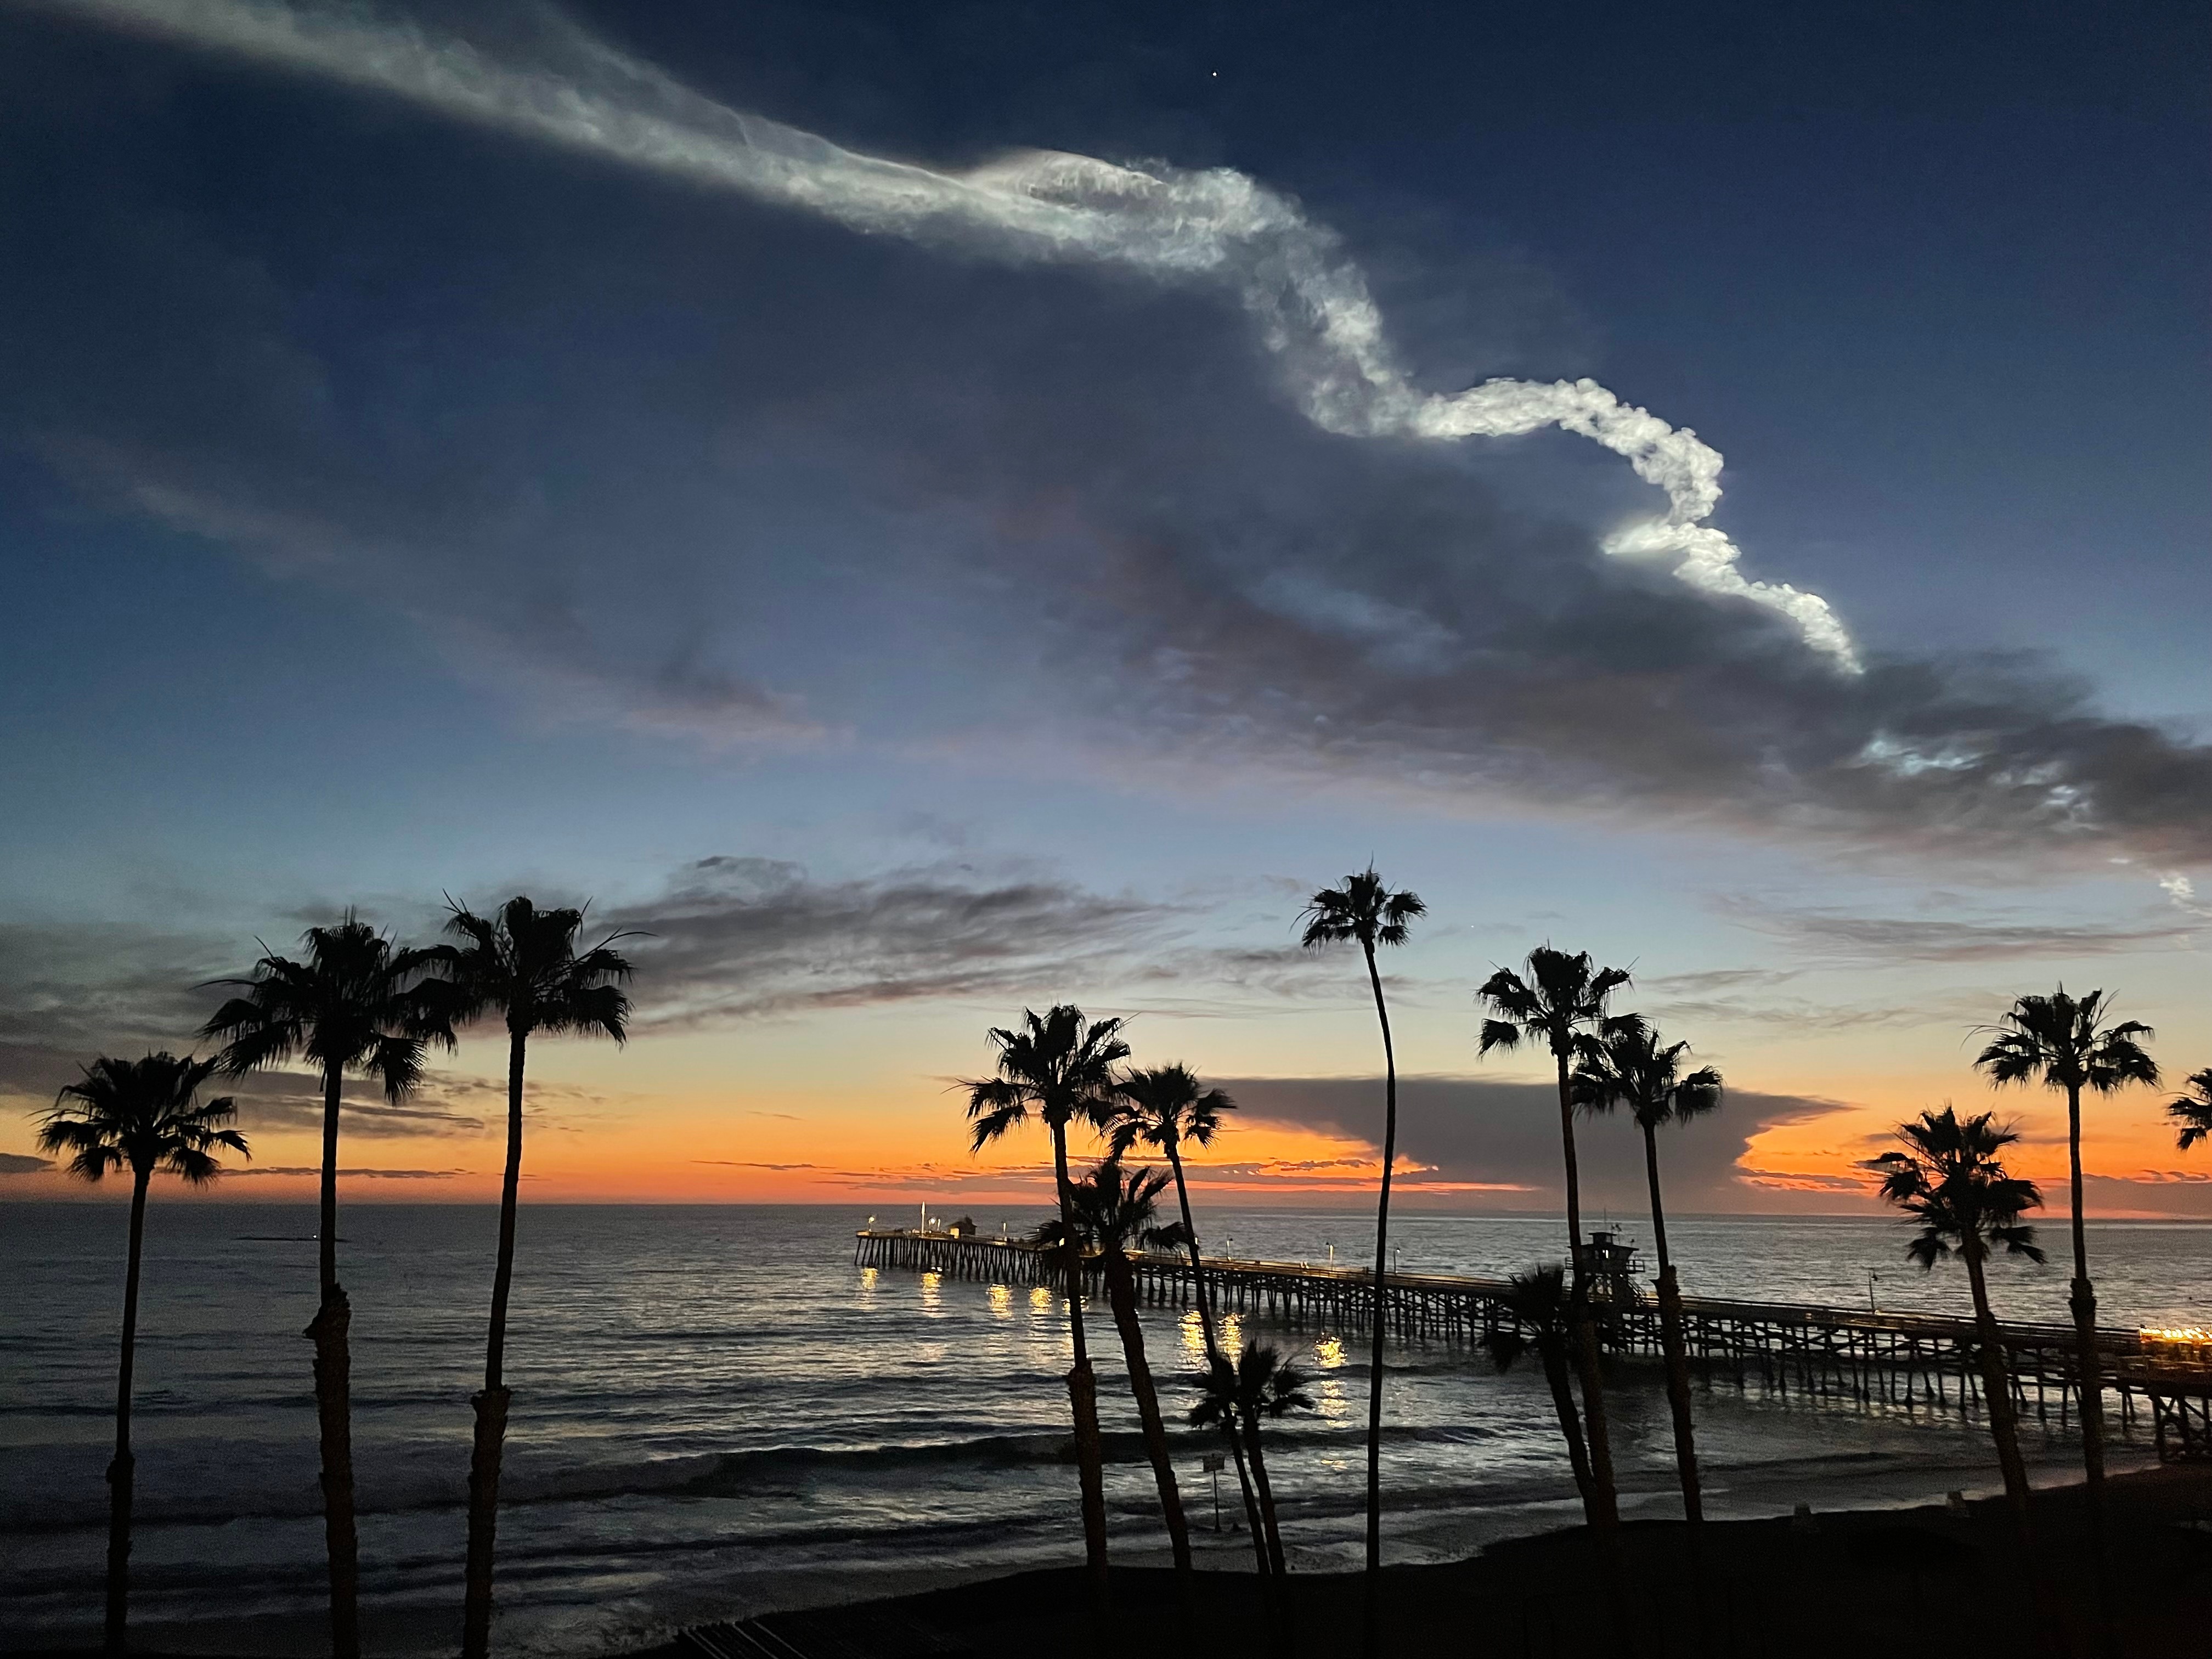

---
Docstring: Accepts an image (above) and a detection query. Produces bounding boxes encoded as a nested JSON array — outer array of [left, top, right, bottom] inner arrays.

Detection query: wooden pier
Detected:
[[854, 1228, 2212, 1462]]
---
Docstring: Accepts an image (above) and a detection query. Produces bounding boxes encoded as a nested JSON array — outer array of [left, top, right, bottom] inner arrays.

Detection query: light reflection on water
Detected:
[[1, 1203, 2201, 1656]]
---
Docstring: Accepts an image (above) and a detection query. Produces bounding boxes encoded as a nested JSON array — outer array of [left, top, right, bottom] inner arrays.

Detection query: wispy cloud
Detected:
[[606, 856, 1180, 1027], [1716, 899, 2194, 964], [230, 1165, 469, 1179], [10, 1, 2209, 866]]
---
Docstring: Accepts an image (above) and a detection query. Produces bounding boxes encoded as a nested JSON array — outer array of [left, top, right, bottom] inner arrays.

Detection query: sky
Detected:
[[1, 0, 2207, 1221]]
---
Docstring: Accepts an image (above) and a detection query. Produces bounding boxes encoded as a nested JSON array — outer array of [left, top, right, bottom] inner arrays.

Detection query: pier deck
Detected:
[[854, 1228, 2212, 1461]]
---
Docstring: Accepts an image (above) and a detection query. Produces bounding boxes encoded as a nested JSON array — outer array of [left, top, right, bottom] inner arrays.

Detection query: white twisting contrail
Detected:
[[38, 0, 1861, 669]]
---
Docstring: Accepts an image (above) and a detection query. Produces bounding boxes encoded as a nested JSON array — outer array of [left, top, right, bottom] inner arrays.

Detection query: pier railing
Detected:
[[854, 1228, 2212, 1462]]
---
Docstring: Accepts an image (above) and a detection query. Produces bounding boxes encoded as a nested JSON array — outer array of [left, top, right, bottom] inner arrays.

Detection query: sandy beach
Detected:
[[665, 1463, 2212, 1659]]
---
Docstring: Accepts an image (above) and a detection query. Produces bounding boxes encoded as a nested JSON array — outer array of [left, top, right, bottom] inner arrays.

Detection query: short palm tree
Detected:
[[964, 1005, 1129, 1588], [1477, 1265, 1597, 1519], [38, 1054, 249, 1652], [1105, 1064, 1268, 1566], [428, 897, 634, 1659], [1053, 1160, 1193, 1573], [1973, 988, 2155, 1530], [1864, 1108, 2045, 1529], [1571, 1018, 1721, 1521], [1298, 867, 1423, 1590], [2171, 1069, 2212, 1150], [1189, 1340, 1315, 1577], [203, 913, 451, 1659], [1477, 946, 1633, 1529]]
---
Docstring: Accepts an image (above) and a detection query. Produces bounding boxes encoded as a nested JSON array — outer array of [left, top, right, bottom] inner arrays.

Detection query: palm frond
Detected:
[[1299, 868, 1423, 952], [40, 1053, 250, 1186], [2169, 1069, 2212, 1151]]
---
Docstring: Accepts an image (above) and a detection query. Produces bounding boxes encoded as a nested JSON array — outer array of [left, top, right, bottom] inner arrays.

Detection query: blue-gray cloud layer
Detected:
[[3, 1, 2208, 868]]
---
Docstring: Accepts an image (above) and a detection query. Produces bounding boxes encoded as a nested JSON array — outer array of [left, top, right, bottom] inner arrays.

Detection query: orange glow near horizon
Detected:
[[8, 1056, 2208, 1217]]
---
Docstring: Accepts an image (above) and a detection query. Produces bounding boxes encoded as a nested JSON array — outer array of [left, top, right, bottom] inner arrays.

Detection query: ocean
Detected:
[[3, 1203, 2205, 1655]]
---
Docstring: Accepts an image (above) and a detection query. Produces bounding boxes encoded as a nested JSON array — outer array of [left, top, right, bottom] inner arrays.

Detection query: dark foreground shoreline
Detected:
[[670, 1464, 2212, 1659], [26, 1465, 2211, 1659]]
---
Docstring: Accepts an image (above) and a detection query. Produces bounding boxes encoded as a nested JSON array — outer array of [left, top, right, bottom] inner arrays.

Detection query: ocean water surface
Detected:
[[2, 1203, 2205, 1655]]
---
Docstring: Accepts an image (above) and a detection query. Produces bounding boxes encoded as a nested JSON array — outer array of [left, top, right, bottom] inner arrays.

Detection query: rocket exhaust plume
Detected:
[[35, 0, 1860, 669]]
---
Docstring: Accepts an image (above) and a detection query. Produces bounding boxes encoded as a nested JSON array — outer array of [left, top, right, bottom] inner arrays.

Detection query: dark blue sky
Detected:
[[1, 0, 2207, 1209]]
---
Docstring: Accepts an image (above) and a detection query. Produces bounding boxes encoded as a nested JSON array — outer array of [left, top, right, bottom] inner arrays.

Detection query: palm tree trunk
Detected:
[[1103, 1251, 1191, 1571], [1644, 1124, 1702, 1523], [1963, 1248, 2034, 1526], [105, 1169, 149, 1654], [1224, 1426, 1272, 1573], [1165, 1141, 1221, 1356], [1243, 1409, 1289, 1576], [2063, 1081, 2113, 1609], [1554, 1046, 1585, 1283], [307, 1059, 360, 1659], [1167, 1142, 1268, 1568], [1538, 1341, 1595, 1509], [1051, 1125, 1110, 1587], [1555, 1047, 1617, 1530], [1359, 940, 1396, 1592], [462, 1027, 528, 1659]]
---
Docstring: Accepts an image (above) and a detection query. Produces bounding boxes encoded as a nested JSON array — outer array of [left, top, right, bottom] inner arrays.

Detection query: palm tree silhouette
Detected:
[[1973, 988, 2155, 1546], [1297, 866, 1423, 1597], [2171, 1068, 2212, 1149], [202, 913, 451, 1659], [428, 897, 635, 1659], [1108, 1065, 1237, 1355], [963, 1005, 1128, 1590], [1189, 1340, 1315, 1577], [1863, 1107, 2045, 1530], [1476, 946, 1634, 1528], [1106, 1065, 1269, 1568], [38, 1054, 249, 1653], [1052, 1160, 1193, 1573], [1477, 1265, 1595, 1515], [1571, 1018, 1722, 1522]]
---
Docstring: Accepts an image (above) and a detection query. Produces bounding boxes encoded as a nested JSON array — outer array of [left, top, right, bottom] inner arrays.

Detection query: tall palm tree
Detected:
[[1476, 1266, 1595, 1517], [39, 1054, 249, 1654], [1476, 946, 1633, 1529], [1864, 1108, 2045, 1529], [428, 897, 635, 1659], [1297, 866, 1424, 1595], [1105, 1064, 1268, 1567], [1108, 1065, 1237, 1355], [1571, 1018, 1722, 1522], [2171, 1068, 2212, 1149], [203, 913, 451, 1659], [1972, 988, 2156, 1534], [1054, 1160, 1193, 1573], [964, 1005, 1130, 1589], [1189, 1340, 1315, 1578]]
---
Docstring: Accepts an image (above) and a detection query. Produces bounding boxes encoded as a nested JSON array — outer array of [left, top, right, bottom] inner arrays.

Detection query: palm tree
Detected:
[[1571, 1019, 1722, 1522], [38, 1054, 249, 1652], [202, 913, 451, 1659], [1189, 1340, 1315, 1577], [428, 897, 635, 1659], [1297, 866, 1424, 1593], [2171, 1069, 2212, 1149], [1972, 988, 2156, 1533], [1105, 1065, 1270, 1568], [963, 1005, 1129, 1589], [1477, 1265, 1595, 1517], [1863, 1108, 2045, 1530], [1476, 946, 1633, 1528], [1054, 1160, 1193, 1573], [1108, 1065, 1237, 1355]]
